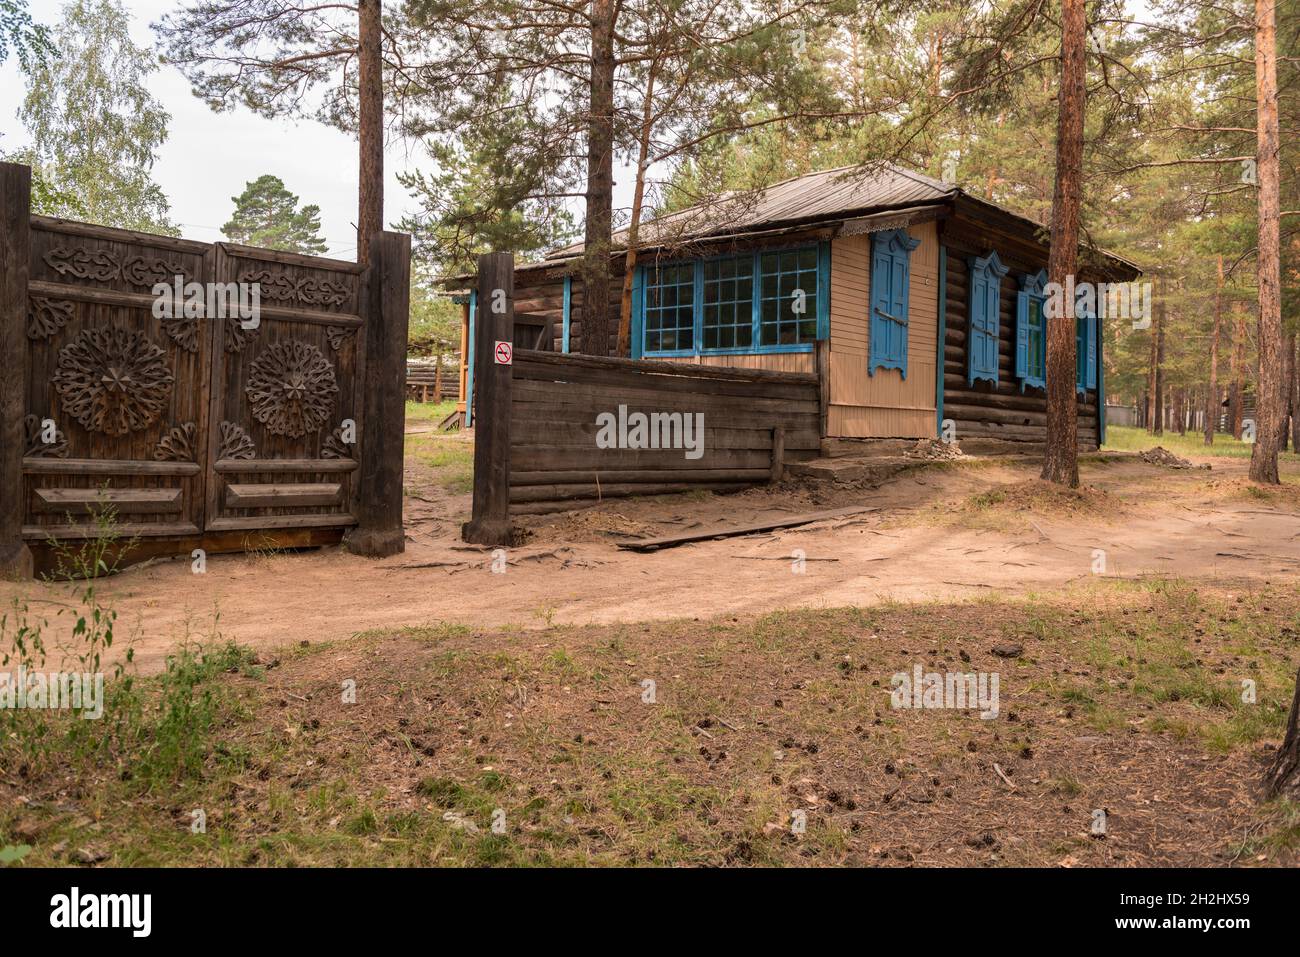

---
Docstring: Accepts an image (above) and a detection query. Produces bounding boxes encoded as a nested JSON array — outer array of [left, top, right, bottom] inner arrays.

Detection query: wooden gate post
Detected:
[[0, 163, 32, 580], [345, 230, 411, 558], [462, 252, 514, 546]]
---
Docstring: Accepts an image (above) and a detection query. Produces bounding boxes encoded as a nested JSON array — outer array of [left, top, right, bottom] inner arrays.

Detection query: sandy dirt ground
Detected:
[[6, 441, 1299, 673]]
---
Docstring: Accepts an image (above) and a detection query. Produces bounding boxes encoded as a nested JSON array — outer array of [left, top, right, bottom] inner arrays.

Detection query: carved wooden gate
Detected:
[[204, 243, 365, 539], [0, 162, 409, 577]]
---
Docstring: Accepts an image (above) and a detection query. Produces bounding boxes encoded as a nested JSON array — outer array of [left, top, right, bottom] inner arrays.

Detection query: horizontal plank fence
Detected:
[[510, 350, 821, 512], [462, 254, 820, 543], [405, 357, 459, 402]]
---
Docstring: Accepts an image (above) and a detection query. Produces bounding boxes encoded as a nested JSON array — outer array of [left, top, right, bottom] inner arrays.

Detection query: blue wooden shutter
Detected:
[[967, 252, 1006, 386], [562, 275, 572, 353], [1097, 311, 1106, 443], [630, 266, 645, 359], [816, 242, 831, 340], [967, 272, 988, 384], [891, 251, 909, 378], [869, 230, 916, 377], [869, 240, 893, 375], [1075, 315, 1085, 391], [1015, 289, 1030, 383], [1085, 313, 1098, 390]]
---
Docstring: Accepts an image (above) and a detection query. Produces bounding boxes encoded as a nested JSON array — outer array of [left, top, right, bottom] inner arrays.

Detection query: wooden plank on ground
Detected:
[[616, 506, 878, 552]]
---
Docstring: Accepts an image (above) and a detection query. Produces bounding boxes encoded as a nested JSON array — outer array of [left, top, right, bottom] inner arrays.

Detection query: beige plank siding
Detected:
[[649, 352, 815, 374], [827, 222, 939, 438]]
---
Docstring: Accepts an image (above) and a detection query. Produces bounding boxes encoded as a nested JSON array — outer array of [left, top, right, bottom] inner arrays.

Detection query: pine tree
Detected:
[[222, 175, 329, 255], [156, 0, 386, 263]]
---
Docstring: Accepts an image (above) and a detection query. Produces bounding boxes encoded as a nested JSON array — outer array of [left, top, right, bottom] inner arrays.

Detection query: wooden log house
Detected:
[[453, 163, 1141, 451]]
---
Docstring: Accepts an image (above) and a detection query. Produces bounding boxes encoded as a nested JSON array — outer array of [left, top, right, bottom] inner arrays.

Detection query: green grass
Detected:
[[404, 400, 473, 493], [404, 399, 459, 428], [1104, 424, 1300, 462], [406, 434, 474, 493]]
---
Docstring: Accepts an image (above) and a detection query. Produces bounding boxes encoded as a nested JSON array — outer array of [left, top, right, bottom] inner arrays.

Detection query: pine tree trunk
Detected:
[[1146, 305, 1159, 434], [1279, 330, 1295, 451], [1152, 305, 1165, 436], [1041, 0, 1085, 488], [1206, 257, 1222, 444], [357, 0, 384, 266], [583, 0, 617, 357], [1249, 0, 1282, 484], [1265, 667, 1300, 800], [617, 61, 658, 356]]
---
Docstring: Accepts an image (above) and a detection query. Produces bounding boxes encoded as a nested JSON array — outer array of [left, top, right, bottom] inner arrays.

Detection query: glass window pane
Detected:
[[698, 254, 754, 353]]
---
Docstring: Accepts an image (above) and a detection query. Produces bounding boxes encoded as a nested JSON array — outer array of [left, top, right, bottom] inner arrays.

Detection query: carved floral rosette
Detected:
[[245, 340, 339, 438], [218, 421, 256, 460], [52, 326, 175, 436], [321, 423, 355, 460], [27, 297, 74, 340]]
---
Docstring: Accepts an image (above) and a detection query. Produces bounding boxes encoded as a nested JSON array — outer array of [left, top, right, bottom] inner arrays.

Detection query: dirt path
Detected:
[[6, 450, 1299, 672]]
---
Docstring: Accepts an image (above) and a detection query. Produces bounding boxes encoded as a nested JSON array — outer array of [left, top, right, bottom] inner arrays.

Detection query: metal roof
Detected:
[[441, 162, 1140, 282], [547, 163, 958, 259]]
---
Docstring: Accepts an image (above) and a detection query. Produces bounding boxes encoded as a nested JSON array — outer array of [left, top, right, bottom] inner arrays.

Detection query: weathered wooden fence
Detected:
[[0, 162, 410, 577], [405, 357, 458, 402], [462, 253, 820, 544]]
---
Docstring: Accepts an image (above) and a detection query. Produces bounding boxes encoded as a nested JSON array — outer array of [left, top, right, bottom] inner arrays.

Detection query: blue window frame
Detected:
[[1015, 269, 1047, 391], [634, 243, 828, 358], [702, 254, 754, 350], [759, 247, 819, 347], [869, 228, 921, 378], [643, 262, 696, 355], [967, 250, 1008, 386]]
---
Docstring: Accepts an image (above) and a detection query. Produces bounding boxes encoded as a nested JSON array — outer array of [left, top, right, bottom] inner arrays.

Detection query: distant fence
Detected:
[[406, 357, 458, 402], [462, 253, 820, 543], [1105, 403, 1139, 428]]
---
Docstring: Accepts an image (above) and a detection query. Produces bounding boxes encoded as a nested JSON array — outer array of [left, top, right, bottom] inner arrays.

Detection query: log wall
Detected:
[[940, 222, 1101, 451]]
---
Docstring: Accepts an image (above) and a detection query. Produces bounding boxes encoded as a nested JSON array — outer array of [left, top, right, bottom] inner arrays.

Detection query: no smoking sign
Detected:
[[494, 340, 513, 365]]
